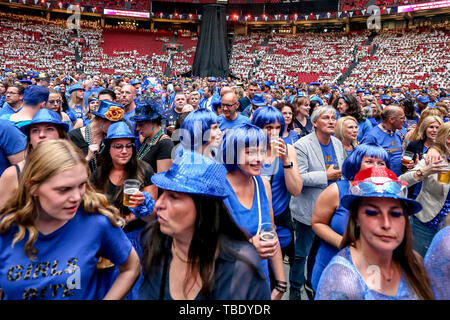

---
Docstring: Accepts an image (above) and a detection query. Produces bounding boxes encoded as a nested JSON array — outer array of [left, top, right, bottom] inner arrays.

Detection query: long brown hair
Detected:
[[0, 139, 124, 260], [340, 198, 434, 300]]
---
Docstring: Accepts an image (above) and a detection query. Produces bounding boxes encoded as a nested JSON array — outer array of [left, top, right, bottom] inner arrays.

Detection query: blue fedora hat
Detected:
[[21, 108, 69, 134], [251, 93, 267, 107], [91, 100, 125, 121], [151, 150, 228, 199], [417, 96, 430, 104], [310, 96, 323, 105], [341, 167, 422, 215], [68, 83, 84, 95], [18, 79, 32, 85], [105, 120, 135, 140]]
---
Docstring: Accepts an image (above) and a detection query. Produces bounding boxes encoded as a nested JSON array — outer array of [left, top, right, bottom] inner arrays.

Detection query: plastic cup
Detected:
[[259, 222, 277, 242], [123, 179, 141, 207]]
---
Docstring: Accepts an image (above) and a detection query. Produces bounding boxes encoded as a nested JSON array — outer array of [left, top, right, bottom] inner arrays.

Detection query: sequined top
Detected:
[[424, 226, 450, 300], [315, 247, 419, 300]]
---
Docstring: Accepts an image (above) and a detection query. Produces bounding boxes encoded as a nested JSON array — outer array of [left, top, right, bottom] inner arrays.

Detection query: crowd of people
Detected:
[[0, 9, 449, 302]]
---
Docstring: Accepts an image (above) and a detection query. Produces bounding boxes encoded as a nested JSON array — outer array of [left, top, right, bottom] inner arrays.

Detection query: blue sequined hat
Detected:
[[20, 108, 69, 134], [151, 150, 228, 199], [105, 120, 135, 140], [251, 93, 267, 107], [341, 167, 422, 215], [90, 100, 125, 121]]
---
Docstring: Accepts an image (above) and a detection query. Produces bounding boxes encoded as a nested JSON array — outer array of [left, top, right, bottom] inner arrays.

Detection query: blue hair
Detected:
[[251, 106, 286, 137], [342, 143, 391, 180], [180, 109, 218, 150], [219, 123, 268, 172]]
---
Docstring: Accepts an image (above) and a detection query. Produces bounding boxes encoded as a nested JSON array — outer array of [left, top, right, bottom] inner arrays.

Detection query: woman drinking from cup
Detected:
[[90, 120, 156, 299], [219, 123, 287, 299], [399, 122, 450, 257]]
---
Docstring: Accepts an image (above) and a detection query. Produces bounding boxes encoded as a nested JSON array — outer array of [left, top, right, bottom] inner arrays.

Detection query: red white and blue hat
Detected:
[[341, 167, 422, 215]]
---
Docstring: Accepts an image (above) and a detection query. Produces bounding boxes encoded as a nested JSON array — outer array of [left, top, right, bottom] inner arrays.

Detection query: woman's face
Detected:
[[237, 146, 266, 176], [156, 190, 196, 240], [425, 121, 440, 142], [46, 93, 63, 112], [370, 103, 379, 116], [88, 100, 100, 112], [206, 123, 222, 149], [135, 121, 157, 138], [0, 83, 6, 94], [360, 155, 387, 171], [262, 121, 281, 138], [356, 197, 406, 254], [281, 106, 293, 126], [297, 101, 310, 117], [343, 119, 359, 141], [34, 163, 87, 226], [337, 98, 349, 114], [75, 89, 84, 100], [110, 138, 133, 167], [29, 123, 60, 148]]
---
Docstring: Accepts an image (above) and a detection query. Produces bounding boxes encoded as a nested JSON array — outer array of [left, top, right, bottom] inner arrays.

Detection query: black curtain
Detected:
[[192, 5, 229, 78]]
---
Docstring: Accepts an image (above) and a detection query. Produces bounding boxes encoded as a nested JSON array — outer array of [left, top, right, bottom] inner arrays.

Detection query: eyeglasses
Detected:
[[48, 100, 62, 105], [111, 143, 134, 150], [350, 180, 408, 198], [221, 102, 237, 108]]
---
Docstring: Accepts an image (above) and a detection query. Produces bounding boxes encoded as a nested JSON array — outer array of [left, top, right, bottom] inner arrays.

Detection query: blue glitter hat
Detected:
[[68, 83, 84, 95], [341, 167, 422, 215], [20, 108, 69, 134], [151, 150, 228, 198], [105, 120, 135, 140]]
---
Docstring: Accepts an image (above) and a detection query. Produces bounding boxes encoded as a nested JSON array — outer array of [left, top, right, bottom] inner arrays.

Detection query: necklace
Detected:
[[138, 128, 163, 160], [362, 251, 394, 282], [172, 242, 190, 264], [84, 125, 97, 170], [380, 123, 394, 137]]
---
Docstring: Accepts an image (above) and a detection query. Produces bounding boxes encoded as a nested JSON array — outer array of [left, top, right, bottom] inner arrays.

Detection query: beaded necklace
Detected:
[[84, 125, 98, 170], [138, 128, 163, 160]]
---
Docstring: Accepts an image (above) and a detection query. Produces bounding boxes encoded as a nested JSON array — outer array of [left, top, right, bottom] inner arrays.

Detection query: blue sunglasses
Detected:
[[350, 180, 408, 198]]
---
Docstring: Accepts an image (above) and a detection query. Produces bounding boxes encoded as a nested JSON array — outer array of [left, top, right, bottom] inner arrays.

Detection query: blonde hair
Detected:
[[335, 116, 359, 148], [0, 139, 124, 260], [430, 121, 450, 157], [411, 116, 444, 142], [409, 108, 444, 141]]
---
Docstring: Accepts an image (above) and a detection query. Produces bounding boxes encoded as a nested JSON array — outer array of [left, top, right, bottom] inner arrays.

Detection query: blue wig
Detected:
[[251, 106, 286, 137], [219, 123, 268, 172], [342, 143, 391, 180], [180, 109, 218, 150]]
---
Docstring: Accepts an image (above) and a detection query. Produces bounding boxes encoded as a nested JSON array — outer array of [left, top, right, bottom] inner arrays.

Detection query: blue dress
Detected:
[[424, 226, 450, 300], [311, 180, 350, 292], [315, 247, 419, 300], [261, 158, 291, 249], [223, 176, 271, 281]]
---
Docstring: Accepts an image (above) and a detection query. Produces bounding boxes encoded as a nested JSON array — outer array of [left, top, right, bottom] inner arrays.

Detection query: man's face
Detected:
[[174, 94, 187, 111], [5, 87, 22, 106], [120, 85, 136, 106], [221, 94, 238, 120], [93, 76, 100, 87], [248, 85, 260, 99], [390, 109, 406, 130], [203, 87, 211, 98], [313, 112, 336, 136], [189, 94, 200, 107]]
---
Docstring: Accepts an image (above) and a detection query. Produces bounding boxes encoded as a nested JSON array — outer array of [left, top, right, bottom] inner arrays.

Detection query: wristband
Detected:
[[283, 162, 293, 169]]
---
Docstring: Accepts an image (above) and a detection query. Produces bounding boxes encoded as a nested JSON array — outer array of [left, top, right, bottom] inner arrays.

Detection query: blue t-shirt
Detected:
[[356, 118, 373, 143], [361, 125, 403, 176], [0, 207, 132, 300], [0, 103, 22, 119], [0, 119, 26, 176], [320, 141, 338, 185], [217, 114, 251, 132]]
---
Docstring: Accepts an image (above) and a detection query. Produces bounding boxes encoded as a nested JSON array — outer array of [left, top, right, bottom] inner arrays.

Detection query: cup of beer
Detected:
[[123, 179, 141, 208], [258, 222, 277, 242], [270, 135, 280, 157], [437, 164, 450, 184], [402, 151, 414, 166]]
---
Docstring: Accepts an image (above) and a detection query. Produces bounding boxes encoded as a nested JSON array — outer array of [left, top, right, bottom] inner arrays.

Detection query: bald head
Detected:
[[220, 86, 234, 97], [382, 105, 405, 130], [121, 84, 137, 108]]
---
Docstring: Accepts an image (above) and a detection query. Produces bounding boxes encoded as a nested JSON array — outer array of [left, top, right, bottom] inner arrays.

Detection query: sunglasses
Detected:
[[350, 180, 408, 198], [111, 143, 134, 150]]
